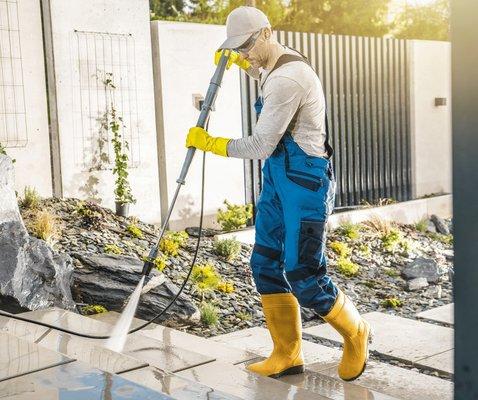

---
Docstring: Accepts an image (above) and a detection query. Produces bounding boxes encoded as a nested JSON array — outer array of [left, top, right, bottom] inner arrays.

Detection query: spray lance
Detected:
[[0, 50, 233, 339]]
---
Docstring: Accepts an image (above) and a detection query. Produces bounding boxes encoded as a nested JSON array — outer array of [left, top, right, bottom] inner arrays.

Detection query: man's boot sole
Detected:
[[268, 364, 305, 379]]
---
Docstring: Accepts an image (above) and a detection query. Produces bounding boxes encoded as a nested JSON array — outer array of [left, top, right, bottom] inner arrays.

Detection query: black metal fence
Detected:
[[240, 31, 412, 209]]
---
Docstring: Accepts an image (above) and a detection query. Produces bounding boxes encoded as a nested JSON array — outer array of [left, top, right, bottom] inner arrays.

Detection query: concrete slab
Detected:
[[214, 326, 342, 368], [0, 332, 72, 382], [304, 312, 454, 364], [91, 311, 257, 365], [316, 360, 453, 400], [20, 307, 111, 337], [37, 330, 148, 374], [278, 368, 399, 400], [0, 314, 50, 342], [176, 360, 328, 400], [23, 308, 214, 373], [0, 361, 173, 399], [121, 332, 214, 373], [121, 366, 242, 399], [417, 303, 454, 325], [415, 350, 454, 375]]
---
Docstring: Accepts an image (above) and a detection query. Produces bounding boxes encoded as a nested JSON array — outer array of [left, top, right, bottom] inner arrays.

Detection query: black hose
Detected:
[[0, 147, 208, 339]]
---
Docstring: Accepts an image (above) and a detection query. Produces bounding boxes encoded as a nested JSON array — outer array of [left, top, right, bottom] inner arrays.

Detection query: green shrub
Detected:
[[414, 218, 428, 233], [191, 263, 221, 292], [381, 297, 402, 308], [329, 241, 351, 258], [383, 267, 400, 277], [214, 238, 242, 261], [127, 223, 143, 239], [336, 258, 360, 277], [20, 187, 40, 209], [104, 244, 123, 255], [81, 304, 107, 315], [159, 231, 189, 257], [358, 244, 371, 256], [381, 228, 402, 252], [427, 232, 453, 245], [217, 200, 253, 232], [142, 254, 168, 272], [236, 311, 252, 321], [217, 280, 235, 293], [75, 201, 102, 225], [200, 302, 219, 326], [337, 221, 361, 240]]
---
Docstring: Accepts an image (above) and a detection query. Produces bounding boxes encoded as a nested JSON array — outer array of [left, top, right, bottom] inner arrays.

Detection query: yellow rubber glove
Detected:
[[214, 50, 251, 71], [186, 126, 230, 157]]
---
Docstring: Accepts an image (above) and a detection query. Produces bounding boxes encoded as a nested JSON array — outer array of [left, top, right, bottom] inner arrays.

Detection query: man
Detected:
[[186, 6, 371, 382]]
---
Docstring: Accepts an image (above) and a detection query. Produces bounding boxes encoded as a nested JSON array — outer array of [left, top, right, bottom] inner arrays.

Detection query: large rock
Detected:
[[72, 253, 199, 322], [401, 257, 445, 284], [431, 214, 450, 235], [0, 155, 75, 310]]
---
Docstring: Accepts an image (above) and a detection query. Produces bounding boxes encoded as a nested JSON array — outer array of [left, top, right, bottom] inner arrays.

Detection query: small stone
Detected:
[[426, 221, 437, 233], [407, 277, 429, 291]]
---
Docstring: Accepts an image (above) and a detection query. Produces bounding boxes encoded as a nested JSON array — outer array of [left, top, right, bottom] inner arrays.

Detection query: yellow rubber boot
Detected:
[[323, 289, 372, 381], [246, 293, 305, 378]]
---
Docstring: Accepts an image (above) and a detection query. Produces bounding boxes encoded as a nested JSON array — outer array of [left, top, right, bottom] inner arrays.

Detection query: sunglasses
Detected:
[[236, 30, 261, 53]]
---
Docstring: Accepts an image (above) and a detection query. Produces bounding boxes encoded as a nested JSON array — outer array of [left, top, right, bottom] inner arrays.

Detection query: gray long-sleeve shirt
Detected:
[[227, 47, 328, 160]]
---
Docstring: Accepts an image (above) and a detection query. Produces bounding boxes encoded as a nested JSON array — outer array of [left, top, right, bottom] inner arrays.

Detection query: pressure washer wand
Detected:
[[141, 51, 231, 276]]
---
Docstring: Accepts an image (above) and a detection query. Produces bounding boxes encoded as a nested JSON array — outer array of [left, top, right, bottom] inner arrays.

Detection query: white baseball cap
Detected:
[[218, 6, 271, 50]]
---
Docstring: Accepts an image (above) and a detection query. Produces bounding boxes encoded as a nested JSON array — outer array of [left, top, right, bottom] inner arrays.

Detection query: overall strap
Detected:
[[263, 48, 334, 159]]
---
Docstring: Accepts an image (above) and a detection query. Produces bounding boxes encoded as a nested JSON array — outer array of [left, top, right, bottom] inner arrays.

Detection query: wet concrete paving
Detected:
[[121, 366, 243, 399], [0, 361, 173, 399], [91, 311, 258, 365], [0, 332, 72, 382]]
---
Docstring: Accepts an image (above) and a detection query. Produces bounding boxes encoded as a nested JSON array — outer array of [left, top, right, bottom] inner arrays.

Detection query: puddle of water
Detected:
[[105, 276, 145, 353]]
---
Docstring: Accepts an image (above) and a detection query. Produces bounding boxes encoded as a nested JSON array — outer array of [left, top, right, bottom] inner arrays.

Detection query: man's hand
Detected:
[[186, 127, 230, 157], [214, 50, 251, 71]]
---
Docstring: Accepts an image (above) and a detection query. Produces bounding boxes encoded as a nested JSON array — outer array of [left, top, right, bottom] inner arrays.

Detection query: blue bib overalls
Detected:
[[250, 80, 338, 316]]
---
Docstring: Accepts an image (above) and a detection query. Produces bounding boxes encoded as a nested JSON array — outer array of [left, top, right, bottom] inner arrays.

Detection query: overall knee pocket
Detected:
[[298, 219, 326, 265]]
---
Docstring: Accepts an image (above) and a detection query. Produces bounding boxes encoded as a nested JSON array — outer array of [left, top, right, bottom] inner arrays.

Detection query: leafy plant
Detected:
[[336, 258, 360, 277], [191, 263, 220, 293], [75, 201, 102, 225], [414, 218, 429, 233], [217, 280, 235, 294], [381, 297, 402, 308], [81, 304, 107, 315], [102, 73, 135, 206], [381, 228, 402, 252], [383, 267, 400, 278], [0, 142, 15, 163], [214, 238, 242, 261], [217, 200, 253, 232], [104, 244, 123, 255], [329, 241, 351, 258], [200, 302, 219, 326], [20, 187, 40, 209], [142, 254, 168, 272], [236, 311, 252, 321], [31, 210, 59, 246], [337, 221, 361, 240], [159, 231, 189, 257], [358, 244, 371, 256], [427, 232, 453, 245], [127, 223, 143, 239]]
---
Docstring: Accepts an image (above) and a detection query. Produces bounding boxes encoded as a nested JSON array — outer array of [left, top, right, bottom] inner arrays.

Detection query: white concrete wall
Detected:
[[48, 0, 160, 223], [151, 21, 246, 230], [6, 0, 52, 198], [409, 40, 452, 198]]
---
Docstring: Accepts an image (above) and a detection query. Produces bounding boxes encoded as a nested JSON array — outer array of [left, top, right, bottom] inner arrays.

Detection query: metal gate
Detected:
[[240, 31, 412, 210]]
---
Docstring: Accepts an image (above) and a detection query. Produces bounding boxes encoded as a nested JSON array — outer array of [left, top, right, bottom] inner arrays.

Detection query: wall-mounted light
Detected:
[[435, 97, 447, 106]]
